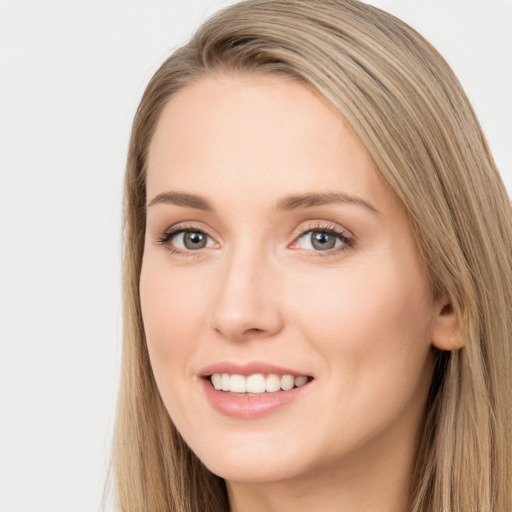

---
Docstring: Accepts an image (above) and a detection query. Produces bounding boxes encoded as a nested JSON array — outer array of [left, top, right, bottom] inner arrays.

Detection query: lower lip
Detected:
[[201, 378, 312, 419]]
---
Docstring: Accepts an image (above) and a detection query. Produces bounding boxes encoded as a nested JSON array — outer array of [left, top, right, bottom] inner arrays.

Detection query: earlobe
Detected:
[[431, 301, 464, 351]]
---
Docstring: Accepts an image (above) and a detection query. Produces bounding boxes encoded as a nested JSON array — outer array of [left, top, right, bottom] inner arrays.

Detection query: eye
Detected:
[[171, 230, 214, 250], [292, 223, 354, 255], [297, 230, 342, 250], [157, 226, 216, 253]]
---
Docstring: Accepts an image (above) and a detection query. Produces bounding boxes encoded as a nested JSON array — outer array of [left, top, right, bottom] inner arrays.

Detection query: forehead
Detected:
[[146, 73, 393, 214]]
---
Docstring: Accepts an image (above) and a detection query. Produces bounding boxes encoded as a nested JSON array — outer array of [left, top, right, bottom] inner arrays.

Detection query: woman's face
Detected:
[[141, 74, 444, 484]]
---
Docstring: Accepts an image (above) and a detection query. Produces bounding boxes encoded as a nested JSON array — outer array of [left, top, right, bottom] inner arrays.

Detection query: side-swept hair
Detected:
[[107, 1, 512, 510]]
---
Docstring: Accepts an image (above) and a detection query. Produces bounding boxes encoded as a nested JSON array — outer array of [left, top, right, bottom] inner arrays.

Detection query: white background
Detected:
[[0, 1, 510, 511]]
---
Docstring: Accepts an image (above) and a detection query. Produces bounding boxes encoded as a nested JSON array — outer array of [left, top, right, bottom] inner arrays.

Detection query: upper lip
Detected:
[[199, 361, 313, 378]]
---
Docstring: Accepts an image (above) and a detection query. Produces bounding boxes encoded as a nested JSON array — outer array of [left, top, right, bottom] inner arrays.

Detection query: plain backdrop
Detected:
[[0, 1, 510, 511]]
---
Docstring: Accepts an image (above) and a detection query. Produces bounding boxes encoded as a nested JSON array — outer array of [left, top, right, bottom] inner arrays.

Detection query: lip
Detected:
[[198, 361, 314, 419]]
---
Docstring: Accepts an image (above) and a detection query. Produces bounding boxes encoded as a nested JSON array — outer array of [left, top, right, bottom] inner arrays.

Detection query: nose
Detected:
[[209, 246, 284, 342]]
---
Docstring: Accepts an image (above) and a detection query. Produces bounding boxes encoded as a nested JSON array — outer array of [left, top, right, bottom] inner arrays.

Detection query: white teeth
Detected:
[[211, 373, 222, 390], [230, 374, 246, 393], [280, 374, 295, 391], [294, 376, 308, 387], [265, 373, 281, 392], [221, 373, 230, 391], [246, 374, 266, 393], [209, 372, 310, 393]]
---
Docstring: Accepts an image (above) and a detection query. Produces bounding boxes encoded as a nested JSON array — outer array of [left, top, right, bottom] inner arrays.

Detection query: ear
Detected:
[[431, 299, 463, 351]]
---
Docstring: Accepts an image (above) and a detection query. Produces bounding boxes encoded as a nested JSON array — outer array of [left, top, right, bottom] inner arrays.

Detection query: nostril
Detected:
[[244, 327, 265, 336], [440, 304, 453, 316]]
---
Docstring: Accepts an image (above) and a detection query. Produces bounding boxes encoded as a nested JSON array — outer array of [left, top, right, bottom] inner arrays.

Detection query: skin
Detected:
[[140, 74, 455, 512]]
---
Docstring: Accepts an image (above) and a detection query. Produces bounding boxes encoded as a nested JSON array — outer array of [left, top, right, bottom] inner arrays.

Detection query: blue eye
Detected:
[[156, 222, 354, 258], [296, 229, 349, 251]]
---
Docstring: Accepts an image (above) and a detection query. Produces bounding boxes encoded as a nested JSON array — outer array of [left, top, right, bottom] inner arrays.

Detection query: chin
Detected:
[[195, 441, 309, 484], [206, 460, 302, 484]]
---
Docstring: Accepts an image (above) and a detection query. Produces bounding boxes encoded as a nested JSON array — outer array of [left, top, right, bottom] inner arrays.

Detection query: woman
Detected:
[[107, 1, 512, 510]]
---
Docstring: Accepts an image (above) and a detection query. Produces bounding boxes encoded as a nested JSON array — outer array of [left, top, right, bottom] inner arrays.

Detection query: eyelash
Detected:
[[156, 223, 212, 259], [291, 223, 354, 258], [155, 221, 355, 259]]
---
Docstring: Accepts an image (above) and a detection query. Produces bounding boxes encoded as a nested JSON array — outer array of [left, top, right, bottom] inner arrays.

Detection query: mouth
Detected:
[[198, 362, 314, 418], [207, 372, 313, 395]]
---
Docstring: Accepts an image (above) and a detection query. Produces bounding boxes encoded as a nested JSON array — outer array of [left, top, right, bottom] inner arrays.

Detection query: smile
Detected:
[[210, 373, 309, 393]]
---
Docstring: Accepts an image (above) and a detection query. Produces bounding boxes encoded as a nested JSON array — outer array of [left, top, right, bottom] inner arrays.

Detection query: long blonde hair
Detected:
[[106, 1, 512, 510]]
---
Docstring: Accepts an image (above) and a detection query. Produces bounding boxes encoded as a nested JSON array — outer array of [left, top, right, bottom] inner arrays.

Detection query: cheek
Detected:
[[139, 254, 210, 383], [284, 257, 435, 454], [287, 253, 435, 382], [139, 255, 217, 437]]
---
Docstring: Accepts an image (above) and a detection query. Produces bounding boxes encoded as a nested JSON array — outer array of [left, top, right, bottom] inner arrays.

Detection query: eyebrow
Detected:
[[148, 191, 214, 211], [276, 192, 380, 215], [147, 191, 381, 215]]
